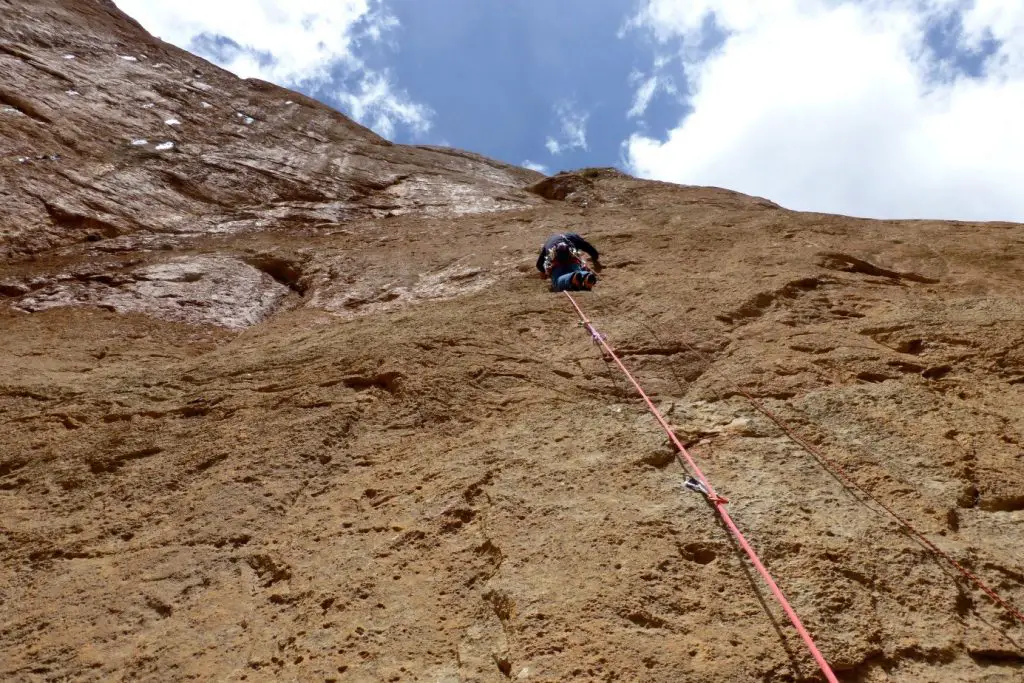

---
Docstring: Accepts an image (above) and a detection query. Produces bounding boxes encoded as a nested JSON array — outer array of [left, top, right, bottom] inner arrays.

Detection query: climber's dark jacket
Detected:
[[535, 233, 600, 273]]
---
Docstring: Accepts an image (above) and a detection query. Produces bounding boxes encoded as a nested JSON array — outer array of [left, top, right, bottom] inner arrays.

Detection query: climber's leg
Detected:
[[552, 265, 597, 292]]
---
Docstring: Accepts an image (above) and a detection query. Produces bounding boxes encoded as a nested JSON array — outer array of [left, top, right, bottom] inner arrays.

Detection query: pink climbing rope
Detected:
[[563, 292, 839, 683]]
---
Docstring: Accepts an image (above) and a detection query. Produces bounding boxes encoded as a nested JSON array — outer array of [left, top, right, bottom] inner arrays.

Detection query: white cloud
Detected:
[[113, 0, 431, 138], [521, 160, 550, 174], [114, 0, 370, 83], [625, 0, 1024, 221], [545, 101, 589, 155], [336, 71, 431, 138], [628, 75, 659, 119], [627, 71, 679, 119]]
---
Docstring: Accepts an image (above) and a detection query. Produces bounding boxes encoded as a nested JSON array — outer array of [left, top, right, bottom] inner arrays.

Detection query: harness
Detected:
[[543, 239, 585, 276]]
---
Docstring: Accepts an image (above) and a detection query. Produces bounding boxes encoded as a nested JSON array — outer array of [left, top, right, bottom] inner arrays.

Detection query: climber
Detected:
[[535, 232, 602, 292]]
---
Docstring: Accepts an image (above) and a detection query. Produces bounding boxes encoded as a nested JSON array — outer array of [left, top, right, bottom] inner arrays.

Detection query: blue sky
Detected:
[[363, 0, 682, 174], [115, 0, 1024, 221]]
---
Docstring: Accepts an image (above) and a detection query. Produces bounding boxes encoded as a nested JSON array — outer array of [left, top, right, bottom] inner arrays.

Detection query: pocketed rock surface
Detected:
[[2, 2, 1023, 682]]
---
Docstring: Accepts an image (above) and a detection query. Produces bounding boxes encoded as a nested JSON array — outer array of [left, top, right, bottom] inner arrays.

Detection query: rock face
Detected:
[[2, 2, 1023, 682]]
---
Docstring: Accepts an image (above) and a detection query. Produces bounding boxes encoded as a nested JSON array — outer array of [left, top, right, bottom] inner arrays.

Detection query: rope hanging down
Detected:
[[562, 292, 840, 683], [667, 334, 1024, 628]]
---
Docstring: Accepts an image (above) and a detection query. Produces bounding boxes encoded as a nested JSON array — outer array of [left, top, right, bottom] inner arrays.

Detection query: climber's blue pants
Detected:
[[551, 264, 596, 292]]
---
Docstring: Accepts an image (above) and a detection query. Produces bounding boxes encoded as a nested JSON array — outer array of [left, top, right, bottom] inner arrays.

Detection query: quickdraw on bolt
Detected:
[[684, 476, 730, 504], [578, 320, 604, 345]]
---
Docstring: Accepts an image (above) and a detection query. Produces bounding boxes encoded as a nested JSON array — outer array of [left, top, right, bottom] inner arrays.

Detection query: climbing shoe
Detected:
[[582, 271, 597, 290]]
